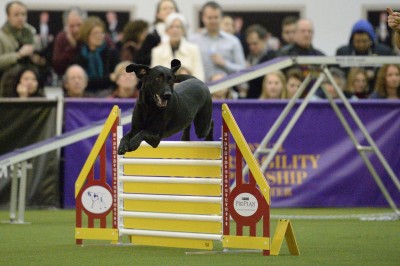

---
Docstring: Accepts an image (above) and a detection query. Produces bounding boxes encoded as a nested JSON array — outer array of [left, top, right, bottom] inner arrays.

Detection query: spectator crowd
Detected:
[[0, 0, 399, 100]]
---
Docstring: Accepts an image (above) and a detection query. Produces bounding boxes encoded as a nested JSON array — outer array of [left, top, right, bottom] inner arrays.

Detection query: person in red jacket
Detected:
[[52, 7, 87, 77]]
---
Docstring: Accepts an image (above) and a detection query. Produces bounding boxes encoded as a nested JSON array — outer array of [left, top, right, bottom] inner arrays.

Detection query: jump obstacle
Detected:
[[75, 104, 299, 256]]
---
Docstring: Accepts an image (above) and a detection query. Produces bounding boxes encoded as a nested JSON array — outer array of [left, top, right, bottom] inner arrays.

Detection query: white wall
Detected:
[[1, 0, 399, 55]]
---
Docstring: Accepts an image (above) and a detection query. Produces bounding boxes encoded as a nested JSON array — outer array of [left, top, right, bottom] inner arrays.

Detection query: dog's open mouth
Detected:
[[154, 94, 168, 108]]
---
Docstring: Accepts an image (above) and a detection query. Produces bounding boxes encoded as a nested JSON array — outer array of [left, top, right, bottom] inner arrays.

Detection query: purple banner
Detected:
[[63, 99, 400, 208]]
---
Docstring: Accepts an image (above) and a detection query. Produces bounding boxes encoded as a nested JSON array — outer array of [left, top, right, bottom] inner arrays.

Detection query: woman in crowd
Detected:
[[151, 13, 205, 81], [120, 20, 149, 63], [346, 68, 370, 99], [259, 71, 287, 99], [76, 16, 119, 96], [0, 65, 44, 98], [370, 64, 400, 99], [152, 0, 179, 43], [136, 0, 179, 65], [108, 61, 139, 99], [285, 67, 304, 99]]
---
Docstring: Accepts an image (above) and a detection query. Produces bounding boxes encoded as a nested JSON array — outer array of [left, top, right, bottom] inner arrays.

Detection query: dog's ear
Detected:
[[126, 64, 150, 79], [171, 59, 181, 74]]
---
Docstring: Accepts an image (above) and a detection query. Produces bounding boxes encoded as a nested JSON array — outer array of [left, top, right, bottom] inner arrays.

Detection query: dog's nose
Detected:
[[163, 91, 172, 100]]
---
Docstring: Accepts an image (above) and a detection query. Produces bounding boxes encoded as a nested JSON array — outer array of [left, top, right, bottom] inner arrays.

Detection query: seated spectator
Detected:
[[0, 1, 41, 81], [209, 72, 238, 100], [259, 71, 287, 99], [346, 68, 370, 99], [278, 18, 325, 56], [337, 19, 394, 56], [280, 16, 298, 47], [369, 64, 400, 99], [120, 19, 149, 63], [151, 13, 205, 81], [312, 67, 356, 100], [336, 19, 394, 89], [245, 24, 277, 98], [0, 65, 44, 98], [52, 7, 87, 77], [75, 16, 119, 95], [63, 64, 89, 97], [189, 1, 246, 82], [108, 61, 139, 99], [285, 67, 305, 99]]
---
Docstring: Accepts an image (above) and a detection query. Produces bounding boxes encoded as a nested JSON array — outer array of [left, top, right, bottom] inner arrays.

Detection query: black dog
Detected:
[[117, 59, 214, 155]]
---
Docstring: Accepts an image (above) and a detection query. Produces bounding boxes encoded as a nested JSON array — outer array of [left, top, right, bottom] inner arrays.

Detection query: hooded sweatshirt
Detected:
[[336, 19, 393, 56]]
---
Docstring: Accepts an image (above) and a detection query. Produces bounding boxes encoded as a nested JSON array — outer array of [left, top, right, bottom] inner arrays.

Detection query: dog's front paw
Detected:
[[145, 135, 161, 148], [118, 137, 130, 155], [128, 138, 142, 151]]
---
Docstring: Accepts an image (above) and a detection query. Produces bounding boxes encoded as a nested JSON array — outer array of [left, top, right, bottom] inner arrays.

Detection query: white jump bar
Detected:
[[120, 211, 222, 222], [119, 193, 221, 203], [119, 158, 222, 166], [129, 141, 222, 148], [119, 175, 221, 184], [119, 228, 222, 240]]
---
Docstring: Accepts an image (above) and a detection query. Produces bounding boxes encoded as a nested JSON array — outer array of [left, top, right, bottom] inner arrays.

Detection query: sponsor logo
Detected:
[[233, 193, 258, 217]]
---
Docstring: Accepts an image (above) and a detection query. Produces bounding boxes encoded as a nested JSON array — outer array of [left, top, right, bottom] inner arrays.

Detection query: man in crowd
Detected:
[[63, 64, 89, 97], [278, 18, 325, 56], [280, 16, 298, 47], [245, 24, 277, 98], [0, 1, 36, 80], [336, 19, 393, 56], [189, 1, 246, 82], [52, 7, 87, 77], [336, 19, 394, 90]]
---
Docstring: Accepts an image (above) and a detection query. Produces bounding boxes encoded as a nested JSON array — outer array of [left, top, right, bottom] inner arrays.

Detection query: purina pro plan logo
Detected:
[[233, 192, 258, 217]]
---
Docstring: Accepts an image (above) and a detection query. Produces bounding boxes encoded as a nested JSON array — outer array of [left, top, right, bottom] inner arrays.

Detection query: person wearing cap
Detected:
[[336, 19, 394, 56], [336, 19, 395, 91], [151, 12, 204, 82]]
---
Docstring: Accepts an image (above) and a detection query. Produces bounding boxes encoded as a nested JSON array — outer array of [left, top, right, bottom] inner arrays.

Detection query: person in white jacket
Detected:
[[151, 13, 205, 82]]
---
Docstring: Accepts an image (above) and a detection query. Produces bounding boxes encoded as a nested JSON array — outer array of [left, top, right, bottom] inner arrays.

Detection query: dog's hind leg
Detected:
[[181, 125, 191, 141], [193, 103, 213, 141], [205, 120, 214, 141]]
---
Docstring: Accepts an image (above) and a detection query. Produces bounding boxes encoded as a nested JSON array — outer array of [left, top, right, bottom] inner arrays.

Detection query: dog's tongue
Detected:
[[155, 94, 167, 107]]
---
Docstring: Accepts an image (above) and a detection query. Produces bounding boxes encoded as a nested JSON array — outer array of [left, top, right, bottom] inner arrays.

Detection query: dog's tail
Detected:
[[175, 74, 197, 83]]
